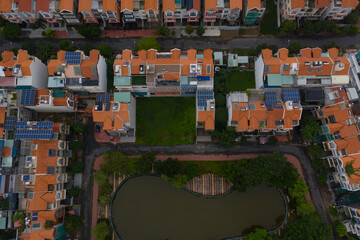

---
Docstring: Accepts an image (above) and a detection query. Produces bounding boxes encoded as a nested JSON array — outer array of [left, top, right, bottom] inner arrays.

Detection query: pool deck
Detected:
[[91, 153, 312, 240]]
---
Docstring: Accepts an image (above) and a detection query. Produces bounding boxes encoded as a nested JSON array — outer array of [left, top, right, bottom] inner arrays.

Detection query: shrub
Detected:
[[289, 41, 302, 55], [92, 221, 109, 240], [185, 25, 194, 35], [196, 26, 205, 37], [1, 22, 21, 39], [72, 122, 85, 134], [268, 136, 278, 145], [65, 215, 83, 235], [280, 20, 297, 33], [21, 41, 38, 56], [67, 187, 81, 198], [137, 37, 161, 51], [97, 44, 113, 59], [59, 40, 76, 51], [157, 24, 170, 36], [318, 172, 327, 185], [42, 29, 54, 38], [77, 24, 101, 39], [183, 162, 200, 180], [68, 161, 83, 174], [335, 221, 347, 237]]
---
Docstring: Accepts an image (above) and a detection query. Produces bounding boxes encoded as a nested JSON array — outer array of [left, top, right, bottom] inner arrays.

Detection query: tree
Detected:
[[72, 122, 85, 134], [36, 40, 55, 63], [67, 187, 81, 198], [345, 10, 359, 24], [296, 199, 314, 216], [301, 22, 315, 35], [137, 152, 155, 174], [348, 26, 359, 35], [280, 20, 297, 33], [289, 179, 308, 199], [42, 29, 54, 38], [126, 158, 141, 175], [83, 43, 95, 55], [59, 40, 76, 51], [323, 41, 340, 51], [213, 127, 237, 148], [283, 213, 333, 240], [170, 174, 188, 188], [77, 24, 101, 39], [70, 139, 84, 153], [68, 160, 83, 174], [245, 228, 271, 240], [288, 41, 302, 55], [300, 115, 320, 142], [65, 215, 83, 235], [137, 37, 161, 51], [98, 193, 111, 206], [94, 169, 110, 187], [92, 221, 109, 240], [1, 22, 21, 39], [335, 221, 348, 238], [183, 162, 199, 180], [21, 41, 38, 56], [318, 172, 327, 185], [185, 25, 194, 35], [97, 45, 113, 59], [157, 24, 170, 36], [307, 144, 323, 160], [196, 26, 205, 37], [312, 158, 324, 171], [154, 158, 180, 178]]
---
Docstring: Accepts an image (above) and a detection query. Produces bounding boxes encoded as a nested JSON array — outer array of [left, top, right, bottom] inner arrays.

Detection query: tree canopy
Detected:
[[155, 158, 180, 178], [1, 23, 21, 39], [289, 179, 308, 199], [92, 221, 109, 240], [21, 41, 38, 56], [185, 25, 194, 35], [196, 26, 205, 37], [77, 24, 101, 39], [300, 115, 320, 142], [137, 37, 161, 51], [280, 20, 297, 34], [288, 41, 302, 55], [245, 228, 272, 240], [59, 40, 76, 52], [335, 221, 347, 238], [97, 45, 113, 59], [65, 215, 83, 235]]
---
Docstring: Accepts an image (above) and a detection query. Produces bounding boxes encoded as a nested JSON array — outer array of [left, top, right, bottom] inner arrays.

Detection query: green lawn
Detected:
[[136, 97, 196, 145], [260, 0, 279, 35], [226, 71, 255, 92], [181, 161, 228, 176]]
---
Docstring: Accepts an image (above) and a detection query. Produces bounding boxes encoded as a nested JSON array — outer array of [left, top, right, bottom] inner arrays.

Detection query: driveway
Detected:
[[80, 123, 331, 240]]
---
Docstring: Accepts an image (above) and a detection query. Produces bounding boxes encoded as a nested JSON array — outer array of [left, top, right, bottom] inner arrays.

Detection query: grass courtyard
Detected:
[[136, 97, 196, 145], [226, 71, 255, 93]]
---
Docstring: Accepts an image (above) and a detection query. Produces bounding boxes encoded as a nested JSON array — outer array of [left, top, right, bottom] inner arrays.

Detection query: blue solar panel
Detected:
[[65, 52, 81, 65], [96, 94, 110, 103], [273, 105, 283, 109], [186, 0, 194, 10], [15, 121, 29, 129], [34, 122, 54, 129], [32, 212, 38, 221], [21, 90, 36, 106], [197, 90, 214, 109], [105, 102, 111, 111], [23, 175, 30, 181], [197, 76, 210, 81], [4, 116, 16, 130], [283, 89, 300, 102], [265, 92, 277, 106], [14, 129, 53, 140]]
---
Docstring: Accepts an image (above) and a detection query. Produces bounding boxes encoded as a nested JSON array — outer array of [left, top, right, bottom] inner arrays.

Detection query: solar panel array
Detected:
[[197, 90, 214, 108], [23, 175, 30, 181], [14, 129, 53, 140], [265, 92, 277, 106], [65, 52, 81, 65], [21, 89, 36, 106], [32, 212, 38, 221], [186, 0, 194, 10], [34, 121, 54, 129], [283, 89, 300, 102], [96, 94, 111, 103], [4, 116, 16, 130], [273, 105, 283, 109], [105, 102, 111, 111], [15, 121, 29, 129]]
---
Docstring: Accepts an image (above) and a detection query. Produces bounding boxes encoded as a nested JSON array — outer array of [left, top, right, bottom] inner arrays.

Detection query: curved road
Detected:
[[80, 124, 331, 240], [1, 34, 360, 52]]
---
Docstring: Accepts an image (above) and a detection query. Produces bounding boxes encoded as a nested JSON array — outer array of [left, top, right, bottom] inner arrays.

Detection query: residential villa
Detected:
[[0, 0, 37, 24], [59, 0, 80, 25], [242, 0, 266, 25], [226, 89, 302, 133], [163, 0, 201, 26], [47, 50, 107, 93], [255, 47, 350, 89], [78, 0, 99, 23], [0, 50, 48, 89]]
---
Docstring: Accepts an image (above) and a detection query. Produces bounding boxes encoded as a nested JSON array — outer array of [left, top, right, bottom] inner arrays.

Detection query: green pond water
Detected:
[[111, 176, 285, 240]]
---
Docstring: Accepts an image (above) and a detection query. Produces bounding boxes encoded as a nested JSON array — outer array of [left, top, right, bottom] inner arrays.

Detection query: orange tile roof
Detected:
[[230, 0, 242, 9], [0, 0, 12, 12], [198, 111, 215, 130], [3, 147, 11, 157], [291, 0, 305, 9], [0, 107, 5, 124], [31, 140, 61, 174], [283, 104, 302, 129], [181, 49, 197, 75], [27, 192, 60, 211], [145, 0, 158, 11], [18, 0, 32, 12], [78, 0, 92, 12], [53, 98, 68, 106], [22, 228, 55, 240], [266, 106, 284, 130], [315, 0, 330, 8], [33, 175, 58, 192], [163, 0, 175, 11], [81, 50, 99, 78], [249, 102, 267, 130], [320, 104, 352, 122], [327, 122, 359, 138], [47, 51, 66, 75], [197, 49, 214, 77], [36, 0, 50, 12], [340, 154, 360, 184], [262, 49, 281, 75], [92, 102, 130, 131], [121, 0, 134, 11], [232, 103, 249, 131], [334, 135, 360, 155], [328, 48, 350, 76], [205, 0, 218, 11], [60, 0, 73, 12], [247, 0, 261, 9], [297, 48, 333, 76], [103, 0, 117, 12], [342, 0, 359, 9], [163, 72, 180, 80], [0, 51, 16, 77]]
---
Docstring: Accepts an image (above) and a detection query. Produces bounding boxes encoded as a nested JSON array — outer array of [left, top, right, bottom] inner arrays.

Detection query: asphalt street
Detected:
[[80, 123, 331, 240], [0, 34, 359, 52]]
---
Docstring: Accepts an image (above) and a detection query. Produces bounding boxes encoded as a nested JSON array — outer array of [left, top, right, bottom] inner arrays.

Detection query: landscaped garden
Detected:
[[226, 70, 255, 92], [135, 97, 196, 145]]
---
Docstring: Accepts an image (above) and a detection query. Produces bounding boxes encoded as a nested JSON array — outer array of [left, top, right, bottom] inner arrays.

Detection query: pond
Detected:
[[111, 176, 286, 240]]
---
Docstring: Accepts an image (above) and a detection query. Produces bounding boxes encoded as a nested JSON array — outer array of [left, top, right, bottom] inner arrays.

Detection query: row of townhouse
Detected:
[[281, 0, 358, 21], [255, 47, 351, 89], [311, 86, 360, 237]]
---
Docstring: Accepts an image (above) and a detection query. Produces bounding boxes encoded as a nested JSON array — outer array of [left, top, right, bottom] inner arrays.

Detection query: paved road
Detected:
[[1, 35, 360, 52], [80, 123, 331, 240]]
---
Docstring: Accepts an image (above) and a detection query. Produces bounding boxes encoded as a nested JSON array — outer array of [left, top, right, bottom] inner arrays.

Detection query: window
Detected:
[[27, 189, 34, 200], [48, 149, 57, 157], [264, 65, 270, 73], [206, 64, 211, 74], [307, 69, 313, 73], [316, 69, 323, 73], [340, 149, 347, 156], [284, 64, 290, 70], [32, 223, 41, 229], [234, 103, 239, 110], [31, 144, 38, 150]]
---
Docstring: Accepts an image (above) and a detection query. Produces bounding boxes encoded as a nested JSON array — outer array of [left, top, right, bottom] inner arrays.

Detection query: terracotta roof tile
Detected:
[[60, 0, 73, 12], [92, 102, 130, 131], [121, 0, 134, 11], [145, 0, 158, 11], [205, 0, 218, 11], [36, 0, 50, 12], [0, 0, 12, 12], [198, 111, 215, 130], [163, 0, 175, 11], [342, 0, 359, 9], [247, 0, 261, 9]]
